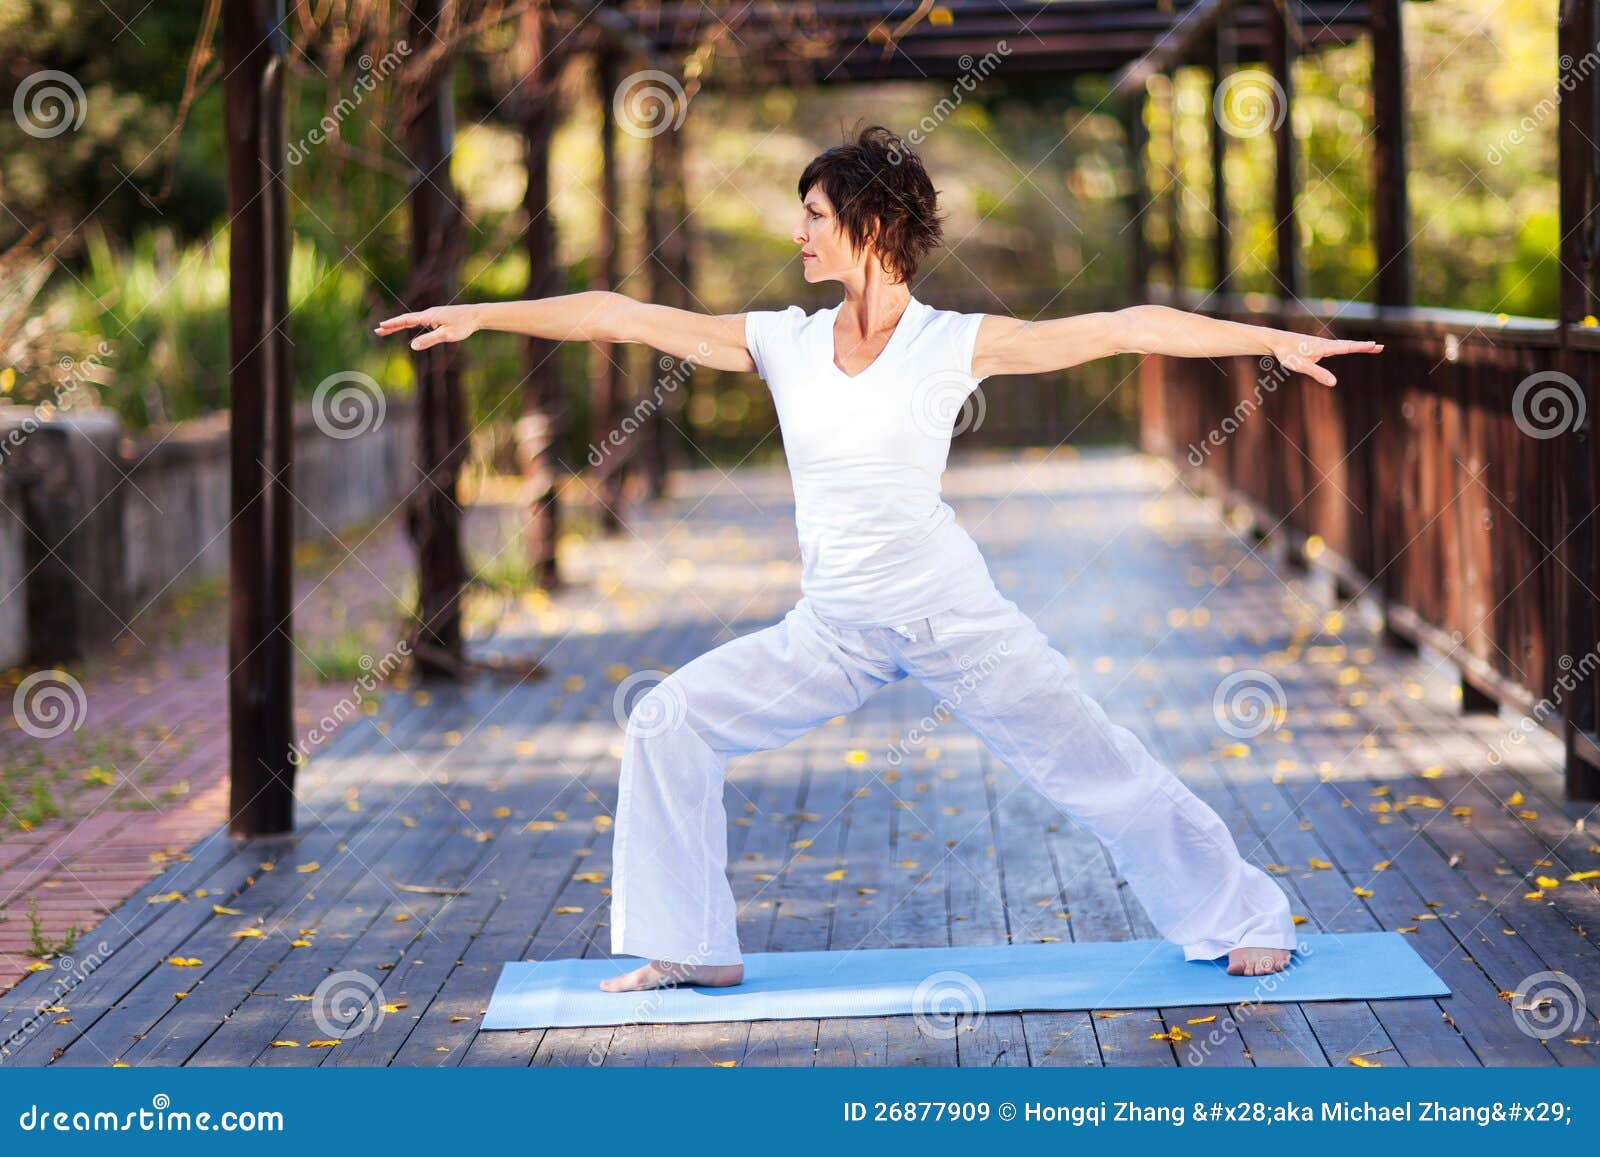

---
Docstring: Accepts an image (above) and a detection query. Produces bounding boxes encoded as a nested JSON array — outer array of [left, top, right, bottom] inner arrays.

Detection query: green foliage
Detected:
[[49, 222, 411, 429]]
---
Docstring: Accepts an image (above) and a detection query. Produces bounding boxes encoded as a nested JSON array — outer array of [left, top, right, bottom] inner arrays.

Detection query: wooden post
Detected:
[[1370, 0, 1411, 307], [222, 0, 295, 837], [1209, 9, 1233, 297], [1369, 0, 1417, 657], [592, 42, 626, 531], [404, 0, 470, 680], [1123, 88, 1151, 301], [1165, 75, 1184, 293], [644, 126, 673, 500], [669, 117, 699, 465], [515, 0, 566, 591], [1558, 0, 1600, 799], [1265, 0, 1302, 300]]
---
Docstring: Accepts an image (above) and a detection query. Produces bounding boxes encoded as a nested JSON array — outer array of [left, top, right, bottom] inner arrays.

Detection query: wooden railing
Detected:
[[1138, 287, 1599, 802]]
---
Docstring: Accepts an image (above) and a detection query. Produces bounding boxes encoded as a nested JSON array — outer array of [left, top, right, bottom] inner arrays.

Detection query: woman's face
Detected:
[[793, 183, 868, 284]]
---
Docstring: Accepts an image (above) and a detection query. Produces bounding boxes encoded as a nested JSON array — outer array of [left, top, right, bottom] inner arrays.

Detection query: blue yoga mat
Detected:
[[481, 932, 1449, 1029]]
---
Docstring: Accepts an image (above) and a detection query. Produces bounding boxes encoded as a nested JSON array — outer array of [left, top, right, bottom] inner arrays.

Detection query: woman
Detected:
[[376, 125, 1382, 994]]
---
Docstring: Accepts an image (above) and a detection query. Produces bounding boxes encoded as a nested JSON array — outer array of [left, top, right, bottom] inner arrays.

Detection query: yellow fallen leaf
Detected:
[[824, 869, 847, 881], [231, 928, 264, 939], [1309, 857, 1332, 870], [1186, 1014, 1218, 1024], [555, 905, 584, 915], [1536, 876, 1560, 889], [212, 904, 243, 916], [1397, 926, 1418, 933], [712, 1060, 738, 1067], [1291, 914, 1308, 925], [296, 862, 320, 874], [26, 962, 51, 973], [148, 891, 186, 905], [167, 957, 202, 967], [574, 872, 605, 883], [269, 1040, 300, 1048], [381, 1001, 408, 1013], [1507, 791, 1524, 807], [307, 1040, 340, 1048], [1567, 869, 1600, 882], [1371, 861, 1391, 871], [1352, 886, 1373, 898], [1348, 1055, 1380, 1067]]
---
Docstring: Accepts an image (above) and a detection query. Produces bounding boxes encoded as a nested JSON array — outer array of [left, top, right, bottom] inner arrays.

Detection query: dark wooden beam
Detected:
[[1165, 78, 1184, 292], [645, 119, 690, 500], [222, 0, 295, 837], [405, 0, 471, 679], [1123, 88, 1151, 298], [593, 40, 626, 532], [516, 0, 567, 591], [1558, 0, 1600, 800], [1558, 0, 1598, 328], [1209, 3, 1235, 296], [1265, 0, 1302, 300], [1369, 0, 1411, 307]]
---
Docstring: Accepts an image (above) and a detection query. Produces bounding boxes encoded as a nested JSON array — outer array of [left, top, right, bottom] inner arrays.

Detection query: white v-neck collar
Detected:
[[826, 297, 921, 380]]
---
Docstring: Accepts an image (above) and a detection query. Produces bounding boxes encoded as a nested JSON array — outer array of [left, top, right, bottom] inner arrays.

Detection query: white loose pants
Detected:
[[609, 589, 1298, 967]]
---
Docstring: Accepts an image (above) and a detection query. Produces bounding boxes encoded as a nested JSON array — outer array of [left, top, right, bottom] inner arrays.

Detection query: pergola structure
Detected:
[[221, 0, 1599, 845]]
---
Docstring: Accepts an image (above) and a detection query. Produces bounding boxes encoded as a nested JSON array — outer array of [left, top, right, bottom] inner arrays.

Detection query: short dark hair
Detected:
[[797, 124, 945, 285]]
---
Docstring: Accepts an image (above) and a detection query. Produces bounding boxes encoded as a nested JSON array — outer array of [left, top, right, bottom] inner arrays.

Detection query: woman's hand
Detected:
[[1265, 332, 1384, 388], [373, 304, 481, 351]]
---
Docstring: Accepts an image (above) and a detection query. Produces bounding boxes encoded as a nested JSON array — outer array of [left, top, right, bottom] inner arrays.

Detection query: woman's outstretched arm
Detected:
[[374, 290, 758, 372], [971, 303, 1383, 387]]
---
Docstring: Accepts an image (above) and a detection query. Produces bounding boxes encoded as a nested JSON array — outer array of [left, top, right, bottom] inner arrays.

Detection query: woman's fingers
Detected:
[[374, 312, 427, 334], [408, 325, 458, 351]]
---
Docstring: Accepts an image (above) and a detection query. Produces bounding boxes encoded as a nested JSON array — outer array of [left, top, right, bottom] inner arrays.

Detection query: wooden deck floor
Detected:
[[3, 447, 1598, 1067]]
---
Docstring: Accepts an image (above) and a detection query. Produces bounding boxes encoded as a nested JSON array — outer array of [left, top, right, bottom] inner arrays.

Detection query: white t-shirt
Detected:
[[744, 295, 1003, 627]]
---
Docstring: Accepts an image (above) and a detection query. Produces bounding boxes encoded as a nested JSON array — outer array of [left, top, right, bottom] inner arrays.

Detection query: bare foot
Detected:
[[1227, 946, 1292, 976], [598, 959, 745, 992]]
